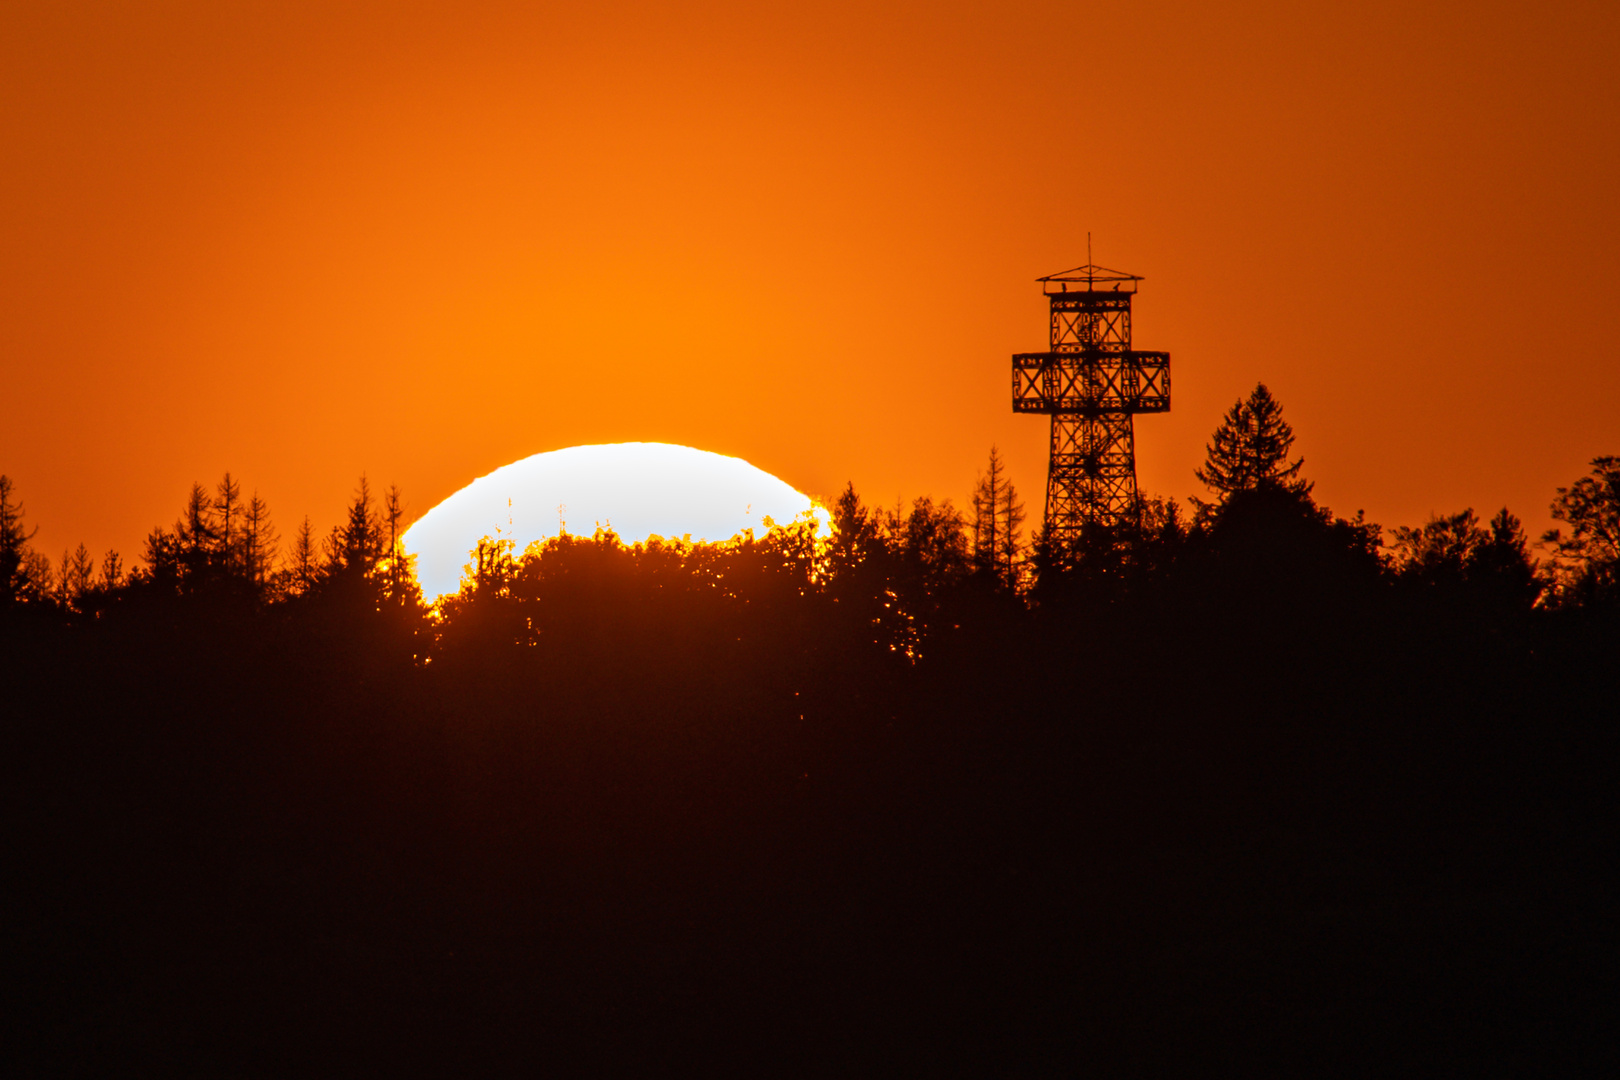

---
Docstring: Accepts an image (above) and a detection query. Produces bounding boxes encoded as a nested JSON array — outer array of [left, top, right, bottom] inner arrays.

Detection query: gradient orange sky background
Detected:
[[4, 0, 1617, 566]]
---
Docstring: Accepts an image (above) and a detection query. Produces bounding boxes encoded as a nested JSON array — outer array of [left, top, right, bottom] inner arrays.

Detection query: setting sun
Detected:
[[402, 442, 826, 600]]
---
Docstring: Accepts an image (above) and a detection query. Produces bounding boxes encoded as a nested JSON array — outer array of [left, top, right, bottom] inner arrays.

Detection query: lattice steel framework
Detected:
[[1012, 263, 1170, 543]]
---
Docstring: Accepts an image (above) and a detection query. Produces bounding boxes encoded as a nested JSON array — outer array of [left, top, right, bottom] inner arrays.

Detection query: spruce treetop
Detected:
[[1196, 382, 1311, 500]]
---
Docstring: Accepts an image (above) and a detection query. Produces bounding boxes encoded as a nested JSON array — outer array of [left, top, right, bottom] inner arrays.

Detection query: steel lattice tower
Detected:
[[1012, 262, 1170, 544]]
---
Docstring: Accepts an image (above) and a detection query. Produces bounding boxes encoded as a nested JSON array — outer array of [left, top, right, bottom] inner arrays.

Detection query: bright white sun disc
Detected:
[[402, 443, 825, 600]]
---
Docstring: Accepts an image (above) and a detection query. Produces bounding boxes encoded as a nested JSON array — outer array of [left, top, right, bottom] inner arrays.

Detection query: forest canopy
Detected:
[[3, 394, 1615, 1073]]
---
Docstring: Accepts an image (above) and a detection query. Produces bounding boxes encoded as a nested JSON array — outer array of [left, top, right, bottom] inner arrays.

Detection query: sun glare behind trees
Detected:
[[401, 443, 828, 601]]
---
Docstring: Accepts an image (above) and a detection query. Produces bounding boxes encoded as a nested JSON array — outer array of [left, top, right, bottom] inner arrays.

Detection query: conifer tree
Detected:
[[288, 515, 320, 596], [1195, 383, 1311, 501], [214, 472, 243, 576], [899, 497, 969, 584], [1390, 507, 1541, 609], [56, 548, 72, 607], [141, 526, 181, 590], [58, 544, 95, 609], [1479, 508, 1542, 608], [971, 447, 1026, 591], [383, 484, 407, 600], [0, 474, 44, 605], [100, 549, 123, 591], [971, 448, 1009, 576], [339, 475, 382, 575], [176, 482, 218, 588], [826, 482, 882, 586], [243, 493, 278, 599], [996, 473, 1026, 591]]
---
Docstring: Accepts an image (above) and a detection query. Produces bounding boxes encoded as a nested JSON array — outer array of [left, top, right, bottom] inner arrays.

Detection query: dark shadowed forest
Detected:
[[4, 388, 1618, 1074]]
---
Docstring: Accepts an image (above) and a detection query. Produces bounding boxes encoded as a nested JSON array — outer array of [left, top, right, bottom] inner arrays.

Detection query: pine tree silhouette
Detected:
[[175, 482, 218, 590], [971, 447, 1027, 591], [288, 515, 319, 596], [971, 447, 1008, 577], [1195, 383, 1311, 501], [214, 472, 243, 577], [0, 475, 43, 605], [339, 475, 382, 575], [243, 493, 278, 600], [59, 543, 95, 609], [99, 549, 123, 591]]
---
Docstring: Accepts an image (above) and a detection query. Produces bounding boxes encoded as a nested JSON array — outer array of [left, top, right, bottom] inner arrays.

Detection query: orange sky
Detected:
[[4, 0, 1617, 566]]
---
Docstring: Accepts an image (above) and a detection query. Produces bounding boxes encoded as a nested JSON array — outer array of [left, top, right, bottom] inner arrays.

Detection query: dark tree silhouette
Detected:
[[821, 482, 916, 654], [286, 515, 320, 596], [1195, 382, 1311, 503], [57, 543, 95, 610], [1391, 509, 1486, 581], [1541, 455, 1620, 606], [295, 476, 430, 658], [99, 549, 123, 591], [885, 496, 969, 655], [242, 493, 278, 600], [1474, 508, 1543, 608], [997, 479, 1026, 589], [888, 495, 968, 578], [337, 474, 382, 576], [124, 475, 273, 600], [1028, 496, 1169, 610], [971, 447, 1007, 574], [0, 474, 46, 606], [175, 481, 219, 589], [971, 446, 1025, 591], [826, 482, 882, 588], [139, 525, 181, 591], [214, 472, 243, 576], [6, 451, 1617, 1077], [381, 483, 420, 608], [1391, 507, 1541, 610]]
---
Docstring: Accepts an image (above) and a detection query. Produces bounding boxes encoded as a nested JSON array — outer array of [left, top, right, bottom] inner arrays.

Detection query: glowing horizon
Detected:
[[402, 443, 828, 600]]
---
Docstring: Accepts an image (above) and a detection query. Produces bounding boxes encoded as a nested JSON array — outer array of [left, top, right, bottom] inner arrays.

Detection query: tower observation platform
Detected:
[[1012, 262, 1170, 543]]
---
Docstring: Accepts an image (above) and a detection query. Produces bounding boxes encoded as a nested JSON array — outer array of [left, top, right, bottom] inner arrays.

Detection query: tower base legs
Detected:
[[1044, 413, 1139, 544]]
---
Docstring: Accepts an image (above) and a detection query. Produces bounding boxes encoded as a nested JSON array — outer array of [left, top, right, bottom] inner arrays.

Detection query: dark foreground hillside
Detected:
[[5, 496, 1617, 1075]]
